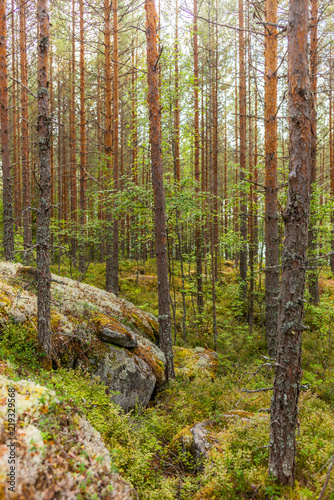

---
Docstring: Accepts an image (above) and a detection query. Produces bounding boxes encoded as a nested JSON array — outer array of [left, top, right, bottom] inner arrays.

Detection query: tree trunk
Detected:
[[70, 0, 77, 262], [330, 44, 334, 273], [307, 0, 319, 304], [145, 0, 175, 382], [0, 0, 14, 260], [110, 0, 119, 295], [238, 0, 247, 308], [264, 0, 279, 357], [79, 0, 86, 272], [105, 0, 113, 289], [193, 0, 203, 314], [11, 0, 21, 230], [20, 0, 31, 258], [37, 0, 51, 368], [269, 0, 311, 485]]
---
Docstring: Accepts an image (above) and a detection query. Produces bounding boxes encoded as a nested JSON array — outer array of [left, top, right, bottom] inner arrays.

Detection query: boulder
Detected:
[[0, 373, 135, 499], [89, 345, 157, 411], [191, 422, 214, 461], [0, 262, 163, 411]]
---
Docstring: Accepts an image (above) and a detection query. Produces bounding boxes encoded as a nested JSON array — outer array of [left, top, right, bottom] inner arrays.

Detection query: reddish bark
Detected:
[[111, 0, 119, 294], [269, 0, 311, 484], [20, 0, 31, 256], [79, 0, 86, 272], [308, 0, 319, 304], [70, 0, 77, 260], [238, 0, 247, 306], [0, 0, 14, 260], [193, 0, 203, 314], [105, 0, 113, 289]]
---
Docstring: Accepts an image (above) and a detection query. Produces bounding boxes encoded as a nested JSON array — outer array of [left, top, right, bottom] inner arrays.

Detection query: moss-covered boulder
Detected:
[[0, 262, 165, 412], [174, 346, 218, 379], [0, 373, 135, 499]]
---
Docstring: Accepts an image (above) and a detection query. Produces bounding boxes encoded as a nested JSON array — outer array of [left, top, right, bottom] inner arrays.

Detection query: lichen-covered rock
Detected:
[[0, 262, 158, 343], [0, 262, 163, 411], [0, 374, 135, 499], [89, 345, 157, 411], [174, 346, 218, 379], [191, 422, 214, 461], [91, 312, 138, 348], [172, 421, 216, 471]]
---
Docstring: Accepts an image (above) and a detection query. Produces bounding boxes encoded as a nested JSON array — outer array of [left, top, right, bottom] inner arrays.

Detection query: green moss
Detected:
[[90, 312, 134, 340], [133, 343, 165, 385]]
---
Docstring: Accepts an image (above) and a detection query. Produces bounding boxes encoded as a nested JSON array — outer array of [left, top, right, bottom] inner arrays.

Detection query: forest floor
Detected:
[[1, 259, 334, 499]]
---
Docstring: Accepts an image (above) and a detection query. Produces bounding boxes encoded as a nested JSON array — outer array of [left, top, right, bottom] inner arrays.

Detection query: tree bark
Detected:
[[269, 0, 311, 485], [110, 0, 119, 295], [264, 0, 279, 357], [193, 0, 203, 314], [330, 44, 334, 273], [105, 0, 113, 290], [145, 0, 175, 382], [239, 0, 247, 307], [11, 0, 21, 229], [307, 0, 319, 304], [20, 0, 31, 258], [78, 0, 86, 272], [0, 0, 14, 260], [37, 0, 51, 368], [70, 0, 77, 262]]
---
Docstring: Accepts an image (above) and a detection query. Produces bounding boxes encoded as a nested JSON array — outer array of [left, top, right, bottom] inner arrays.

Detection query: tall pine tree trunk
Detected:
[[145, 0, 175, 382], [269, 0, 311, 484], [78, 0, 86, 272], [238, 0, 247, 308], [264, 0, 279, 357], [0, 0, 14, 260], [36, 0, 51, 368], [308, 0, 319, 304], [110, 0, 119, 294], [105, 0, 113, 290], [70, 0, 78, 262], [20, 0, 31, 258], [193, 0, 203, 314]]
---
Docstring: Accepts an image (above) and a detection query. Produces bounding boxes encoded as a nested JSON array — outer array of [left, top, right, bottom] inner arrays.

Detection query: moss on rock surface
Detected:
[[0, 262, 165, 411], [173, 346, 218, 379]]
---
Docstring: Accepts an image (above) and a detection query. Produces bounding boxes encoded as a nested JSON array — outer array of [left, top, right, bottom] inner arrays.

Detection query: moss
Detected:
[[15, 266, 39, 279], [133, 343, 165, 385], [120, 304, 157, 342], [174, 347, 218, 380], [90, 312, 133, 340], [170, 426, 193, 453], [51, 311, 62, 333], [193, 483, 218, 500]]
